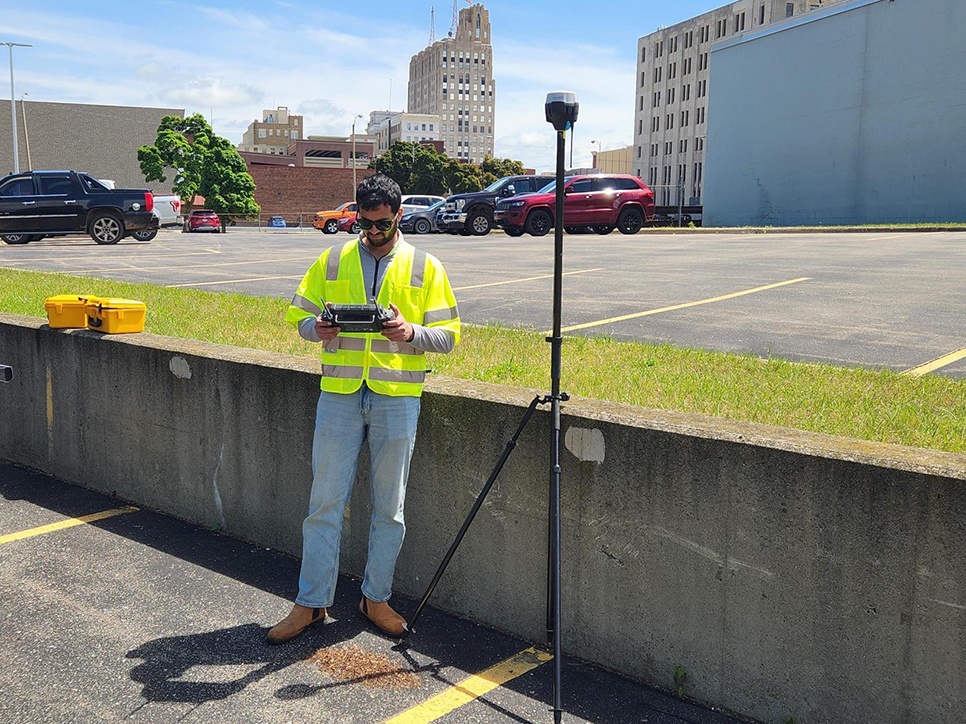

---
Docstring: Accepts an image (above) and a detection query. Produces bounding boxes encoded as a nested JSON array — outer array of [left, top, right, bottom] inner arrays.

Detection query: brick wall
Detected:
[[247, 165, 375, 226]]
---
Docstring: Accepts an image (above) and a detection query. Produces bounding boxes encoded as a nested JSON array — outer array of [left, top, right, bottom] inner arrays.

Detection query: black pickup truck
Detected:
[[437, 174, 555, 236], [0, 170, 157, 245]]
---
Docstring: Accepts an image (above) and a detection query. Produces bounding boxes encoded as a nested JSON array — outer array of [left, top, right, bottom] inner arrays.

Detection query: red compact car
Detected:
[[337, 212, 361, 234], [186, 209, 221, 233], [493, 174, 655, 237]]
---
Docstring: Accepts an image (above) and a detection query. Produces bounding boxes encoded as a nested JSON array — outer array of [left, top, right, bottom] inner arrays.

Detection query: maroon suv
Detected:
[[493, 174, 655, 237], [186, 209, 221, 233]]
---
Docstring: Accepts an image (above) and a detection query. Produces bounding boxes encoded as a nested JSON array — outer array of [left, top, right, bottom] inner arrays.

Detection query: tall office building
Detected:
[[407, 2, 495, 163], [633, 0, 844, 204]]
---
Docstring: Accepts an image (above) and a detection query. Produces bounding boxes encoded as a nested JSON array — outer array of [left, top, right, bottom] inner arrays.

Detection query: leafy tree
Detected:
[[372, 142, 527, 197], [480, 155, 526, 187], [138, 113, 259, 231], [372, 141, 448, 196], [442, 157, 486, 194]]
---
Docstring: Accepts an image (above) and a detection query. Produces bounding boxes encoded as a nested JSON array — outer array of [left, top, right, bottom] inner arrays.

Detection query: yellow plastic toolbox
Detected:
[[85, 297, 147, 334], [45, 294, 99, 329]]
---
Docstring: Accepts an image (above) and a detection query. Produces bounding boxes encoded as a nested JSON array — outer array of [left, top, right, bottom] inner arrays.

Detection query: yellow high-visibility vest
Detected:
[[286, 238, 460, 397]]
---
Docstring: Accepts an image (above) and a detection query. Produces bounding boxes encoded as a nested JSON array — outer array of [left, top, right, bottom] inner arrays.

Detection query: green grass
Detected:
[[1, 267, 963, 454]]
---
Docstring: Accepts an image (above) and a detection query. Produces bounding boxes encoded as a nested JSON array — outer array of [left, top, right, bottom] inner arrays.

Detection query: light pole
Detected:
[[591, 139, 601, 170], [20, 92, 29, 171], [2, 42, 32, 174], [350, 114, 363, 192]]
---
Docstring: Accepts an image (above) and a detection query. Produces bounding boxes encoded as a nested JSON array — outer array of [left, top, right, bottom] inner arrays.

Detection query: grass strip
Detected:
[[0, 267, 962, 454]]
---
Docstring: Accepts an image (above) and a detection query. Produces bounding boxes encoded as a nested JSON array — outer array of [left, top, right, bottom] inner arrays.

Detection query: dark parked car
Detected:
[[0, 169, 156, 245], [437, 174, 555, 236], [494, 174, 655, 237], [186, 209, 221, 233], [399, 199, 445, 235]]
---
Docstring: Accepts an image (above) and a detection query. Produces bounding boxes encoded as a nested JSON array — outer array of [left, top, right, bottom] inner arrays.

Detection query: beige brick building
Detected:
[[633, 0, 844, 204], [407, 2, 495, 163], [239, 106, 303, 155]]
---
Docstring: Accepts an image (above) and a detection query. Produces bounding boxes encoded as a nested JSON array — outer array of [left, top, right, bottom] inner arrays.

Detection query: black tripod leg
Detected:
[[404, 394, 548, 635]]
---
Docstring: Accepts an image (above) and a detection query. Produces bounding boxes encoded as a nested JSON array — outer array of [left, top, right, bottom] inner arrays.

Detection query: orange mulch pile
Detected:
[[305, 644, 422, 690]]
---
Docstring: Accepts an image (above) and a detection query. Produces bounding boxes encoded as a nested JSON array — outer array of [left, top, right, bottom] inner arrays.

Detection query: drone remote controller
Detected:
[[321, 303, 396, 332]]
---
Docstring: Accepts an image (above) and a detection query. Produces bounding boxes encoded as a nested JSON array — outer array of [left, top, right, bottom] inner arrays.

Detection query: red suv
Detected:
[[186, 209, 221, 233], [494, 174, 655, 237]]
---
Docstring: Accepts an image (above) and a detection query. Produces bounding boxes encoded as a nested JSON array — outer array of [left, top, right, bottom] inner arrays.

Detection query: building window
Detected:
[[760, 4, 766, 24], [786, 3, 794, 17], [641, 47, 646, 63]]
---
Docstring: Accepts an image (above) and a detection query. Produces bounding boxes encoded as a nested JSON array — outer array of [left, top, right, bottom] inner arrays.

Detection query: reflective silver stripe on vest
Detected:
[[326, 246, 341, 281], [423, 305, 459, 325], [337, 337, 368, 351], [367, 368, 426, 383], [321, 364, 364, 379], [410, 249, 427, 288], [370, 339, 424, 356], [292, 293, 323, 316]]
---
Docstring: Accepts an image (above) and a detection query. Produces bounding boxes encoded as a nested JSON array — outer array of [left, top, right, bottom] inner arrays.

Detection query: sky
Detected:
[[2, 1, 727, 173]]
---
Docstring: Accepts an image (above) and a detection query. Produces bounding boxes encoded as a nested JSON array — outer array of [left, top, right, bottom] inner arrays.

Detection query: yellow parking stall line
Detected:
[[558, 276, 812, 333], [901, 346, 966, 377], [384, 646, 553, 724], [0, 506, 139, 546], [455, 268, 604, 291], [168, 275, 303, 288]]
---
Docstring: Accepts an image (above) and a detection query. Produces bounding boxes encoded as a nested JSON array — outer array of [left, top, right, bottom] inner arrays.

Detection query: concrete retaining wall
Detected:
[[1, 313, 964, 724]]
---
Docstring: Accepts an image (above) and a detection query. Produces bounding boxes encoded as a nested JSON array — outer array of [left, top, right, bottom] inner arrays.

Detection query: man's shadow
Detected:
[[125, 620, 347, 704]]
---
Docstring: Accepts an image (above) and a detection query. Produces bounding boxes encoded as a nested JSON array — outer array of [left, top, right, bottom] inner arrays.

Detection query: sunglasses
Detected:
[[357, 216, 396, 231]]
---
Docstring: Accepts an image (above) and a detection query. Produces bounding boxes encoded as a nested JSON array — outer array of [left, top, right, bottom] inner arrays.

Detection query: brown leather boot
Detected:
[[358, 596, 408, 638], [265, 603, 328, 645]]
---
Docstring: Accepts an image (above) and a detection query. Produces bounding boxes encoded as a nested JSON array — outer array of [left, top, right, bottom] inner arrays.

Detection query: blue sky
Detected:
[[3, 1, 726, 172]]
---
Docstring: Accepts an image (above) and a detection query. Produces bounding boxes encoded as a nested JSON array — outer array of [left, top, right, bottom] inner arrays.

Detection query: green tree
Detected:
[[442, 157, 486, 194], [138, 113, 259, 231], [372, 141, 449, 196], [479, 155, 526, 187]]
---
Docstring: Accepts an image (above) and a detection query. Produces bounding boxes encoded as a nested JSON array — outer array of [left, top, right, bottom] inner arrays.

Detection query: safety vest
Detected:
[[286, 237, 460, 397]]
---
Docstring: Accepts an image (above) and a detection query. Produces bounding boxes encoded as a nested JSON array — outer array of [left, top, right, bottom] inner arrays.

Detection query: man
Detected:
[[267, 174, 460, 644]]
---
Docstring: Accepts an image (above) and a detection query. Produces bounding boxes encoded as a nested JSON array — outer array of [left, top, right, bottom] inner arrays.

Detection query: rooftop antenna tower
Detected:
[[449, 0, 457, 37], [429, 5, 436, 43]]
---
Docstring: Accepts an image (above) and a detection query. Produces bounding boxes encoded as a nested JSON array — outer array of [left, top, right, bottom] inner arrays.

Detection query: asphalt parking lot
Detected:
[[0, 462, 747, 724], [1, 226, 964, 378]]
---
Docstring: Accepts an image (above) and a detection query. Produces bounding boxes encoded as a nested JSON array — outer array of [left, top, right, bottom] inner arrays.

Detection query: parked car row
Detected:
[[306, 174, 655, 239]]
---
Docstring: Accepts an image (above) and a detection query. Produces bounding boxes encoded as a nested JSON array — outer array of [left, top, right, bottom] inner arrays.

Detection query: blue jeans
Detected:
[[296, 385, 421, 608]]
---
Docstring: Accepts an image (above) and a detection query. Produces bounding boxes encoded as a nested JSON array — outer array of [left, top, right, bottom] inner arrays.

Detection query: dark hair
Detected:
[[356, 173, 402, 214]]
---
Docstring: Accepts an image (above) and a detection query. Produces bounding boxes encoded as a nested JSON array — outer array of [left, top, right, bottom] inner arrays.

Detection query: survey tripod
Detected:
[[404, 92, 580, 724]]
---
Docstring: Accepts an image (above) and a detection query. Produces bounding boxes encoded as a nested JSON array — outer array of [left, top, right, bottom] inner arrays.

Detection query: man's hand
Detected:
[[381, 303, 414, 343], [314, 305, 340, 342]]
